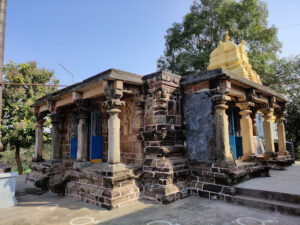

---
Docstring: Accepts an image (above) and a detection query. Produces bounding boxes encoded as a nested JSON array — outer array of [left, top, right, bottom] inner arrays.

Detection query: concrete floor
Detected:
[[236, 161, 300, 195], [0, 192, 300, 225], [1, 164, 300, 225]]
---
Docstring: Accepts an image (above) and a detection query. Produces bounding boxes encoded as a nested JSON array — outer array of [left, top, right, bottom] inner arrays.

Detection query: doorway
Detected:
[[90, 110, 104, 163], [227, 107, 243, 159]]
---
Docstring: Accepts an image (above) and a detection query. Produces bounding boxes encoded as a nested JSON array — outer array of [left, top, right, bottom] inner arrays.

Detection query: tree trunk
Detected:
[[15, 145, 23, 175]]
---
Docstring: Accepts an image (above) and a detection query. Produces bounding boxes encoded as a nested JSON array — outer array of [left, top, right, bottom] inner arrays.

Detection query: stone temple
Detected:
[[26, 34, 294, 210]]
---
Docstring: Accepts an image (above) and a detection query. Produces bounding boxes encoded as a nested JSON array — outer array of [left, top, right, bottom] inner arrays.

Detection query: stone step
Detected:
[[229, 194, 300, 216], [235, 187, 300, 204]]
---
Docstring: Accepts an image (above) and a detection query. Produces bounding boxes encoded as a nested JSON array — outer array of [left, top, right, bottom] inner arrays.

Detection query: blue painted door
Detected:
[[228, 108, 237, 159], [90, 111, 103, 163], [236, 136, 243, 157], [70, 116, 78, 159]]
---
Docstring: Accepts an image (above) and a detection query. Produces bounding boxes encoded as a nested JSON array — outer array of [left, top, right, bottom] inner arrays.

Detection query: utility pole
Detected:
[[0, 0, 7, 151]]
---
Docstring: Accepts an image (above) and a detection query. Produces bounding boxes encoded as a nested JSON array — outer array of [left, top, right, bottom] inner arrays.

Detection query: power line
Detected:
[[58, 63, 75, 83], [0, 82, 69, 87]]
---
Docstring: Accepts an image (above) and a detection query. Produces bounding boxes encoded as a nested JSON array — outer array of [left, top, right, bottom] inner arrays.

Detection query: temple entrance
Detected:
[[227, 107, 243, 160], [90, 110, 104, 163]]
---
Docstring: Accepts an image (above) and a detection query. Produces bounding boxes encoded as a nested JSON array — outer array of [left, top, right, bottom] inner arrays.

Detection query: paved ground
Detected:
[[236, 161, 300, 195], [0, 175, 300, 225], [1, 192, 300, 225], [1, 164, 300, 225]]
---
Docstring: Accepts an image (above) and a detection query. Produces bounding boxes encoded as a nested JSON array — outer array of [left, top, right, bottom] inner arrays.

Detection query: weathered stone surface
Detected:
[[183, 91, 215, 162]]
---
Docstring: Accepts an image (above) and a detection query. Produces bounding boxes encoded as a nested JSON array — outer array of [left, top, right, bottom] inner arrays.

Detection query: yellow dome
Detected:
[[207, 32, 262, 84]]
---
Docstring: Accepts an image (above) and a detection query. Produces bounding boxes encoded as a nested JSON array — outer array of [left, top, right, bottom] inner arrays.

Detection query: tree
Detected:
[[157, 0, 281, 82], [1, 62, 58, 174]]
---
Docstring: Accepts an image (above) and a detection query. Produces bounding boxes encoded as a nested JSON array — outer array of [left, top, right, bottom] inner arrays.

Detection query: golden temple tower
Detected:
[[207, 32, 262, 84]]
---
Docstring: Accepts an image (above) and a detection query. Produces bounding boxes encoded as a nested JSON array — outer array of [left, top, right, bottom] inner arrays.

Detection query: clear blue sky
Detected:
[[4, 0, 300, 85]]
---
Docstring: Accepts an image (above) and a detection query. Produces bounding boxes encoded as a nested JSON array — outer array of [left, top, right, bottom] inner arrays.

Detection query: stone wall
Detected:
[[102, 96, 144, 167], [141, 71, 187, 203], [65, 163, 140, 209], [183, 90, 216, 162]]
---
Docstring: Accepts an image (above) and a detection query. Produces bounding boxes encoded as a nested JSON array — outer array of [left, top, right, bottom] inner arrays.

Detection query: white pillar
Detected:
[[77, 113, 88, 161], [107, 108, 121, 164]]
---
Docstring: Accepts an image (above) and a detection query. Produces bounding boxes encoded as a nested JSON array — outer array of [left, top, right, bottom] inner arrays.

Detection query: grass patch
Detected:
[[1, 144, 51, 174]]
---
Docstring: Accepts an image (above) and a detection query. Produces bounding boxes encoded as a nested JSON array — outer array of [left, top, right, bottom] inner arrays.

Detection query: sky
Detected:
[[4, 0, 300, 85]]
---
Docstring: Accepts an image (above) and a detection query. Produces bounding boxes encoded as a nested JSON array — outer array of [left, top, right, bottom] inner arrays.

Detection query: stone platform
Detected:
[[235, 161, 300, 195]]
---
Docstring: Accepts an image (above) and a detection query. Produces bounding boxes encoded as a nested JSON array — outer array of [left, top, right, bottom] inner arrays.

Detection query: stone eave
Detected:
[[181, 68, 288, 103], [32, 68, 142, 107]]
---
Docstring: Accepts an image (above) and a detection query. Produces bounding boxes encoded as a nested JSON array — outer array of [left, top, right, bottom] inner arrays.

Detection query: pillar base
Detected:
[[241, 154, 257, 162], [66, 162, 140, 210], [263, 152, 278, 160], [214, 160, 236, 169], [278, 151, 289, 156]]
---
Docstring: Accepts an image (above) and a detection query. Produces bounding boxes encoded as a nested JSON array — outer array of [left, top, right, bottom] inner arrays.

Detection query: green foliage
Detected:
[[157, 0, 281, 81], [158, 0, 300, 146], [1, 61, 58, 173], [0, 144, 51, 174]]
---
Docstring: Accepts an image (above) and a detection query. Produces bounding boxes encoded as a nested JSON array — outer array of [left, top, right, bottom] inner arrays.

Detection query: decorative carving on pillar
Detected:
[[236, 101, 256, 160], [212, 94, 234, 165], [276, 111, 288, 156], [123, 104, 131, 135], [103, 80, 124, 165], [261, 108, 275, 158]]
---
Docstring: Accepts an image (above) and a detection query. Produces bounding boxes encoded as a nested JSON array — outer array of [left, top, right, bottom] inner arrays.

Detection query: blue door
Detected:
[[236, 136, 243, 158], [90, 111, 103, 163], [228, 108, 237, 159], [70, 116, 78, 159]]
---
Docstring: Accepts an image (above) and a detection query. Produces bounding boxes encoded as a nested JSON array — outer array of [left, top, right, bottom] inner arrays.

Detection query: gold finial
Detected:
[[241, 40, 245, 46], [225, 31, 230, 41]]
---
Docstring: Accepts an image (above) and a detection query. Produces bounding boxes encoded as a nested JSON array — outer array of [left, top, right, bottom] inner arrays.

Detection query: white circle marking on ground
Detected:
[[146, 221, 174, 225], [70, 217, 96, 225], [235, 217, 278, 225], [37, 204, 59, 211]]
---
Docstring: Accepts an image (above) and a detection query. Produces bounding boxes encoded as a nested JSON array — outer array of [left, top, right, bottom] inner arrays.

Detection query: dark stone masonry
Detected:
[[26, 67, 293, 210]]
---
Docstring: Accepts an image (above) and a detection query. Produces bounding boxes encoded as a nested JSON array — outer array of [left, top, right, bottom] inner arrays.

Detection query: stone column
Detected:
[[212, 95, 233, 164], [276, 115, 288, 155], [50, 114, 61, 160], [236, 102, 255, 160], [107, 108, 121, 164], [261, 108, 275, 156], [34, 118, 44, 161], [103, 80, 125, 165], [76, 112, 88, 161]]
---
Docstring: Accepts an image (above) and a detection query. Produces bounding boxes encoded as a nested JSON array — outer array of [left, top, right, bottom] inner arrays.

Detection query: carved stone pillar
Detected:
[[276, 114, 288, 156], [236, 102, 255, 160], [261, 108, 275, 155], [50, 114, 61, 160], [103, 80, 125, 165], [77, 112, 88, 161], [34, 118, 44, 161], [212, 95, 233, 164], [107, 108, 121, 164]]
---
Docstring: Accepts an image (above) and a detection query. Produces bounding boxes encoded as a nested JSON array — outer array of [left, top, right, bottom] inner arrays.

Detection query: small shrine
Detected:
[[26, 33, 293, 210]]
